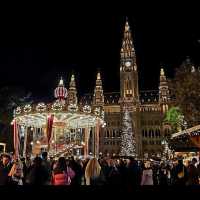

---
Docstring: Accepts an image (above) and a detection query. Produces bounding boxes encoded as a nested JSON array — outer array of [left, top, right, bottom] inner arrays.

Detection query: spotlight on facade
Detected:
[[31, 127, 34, 131], [30, 141, 33, 145], [51, 140, 55, 144], [36, 140, 40, 144]]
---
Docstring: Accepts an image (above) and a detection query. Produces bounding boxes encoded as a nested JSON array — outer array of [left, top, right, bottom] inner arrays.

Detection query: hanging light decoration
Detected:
[[24, 104, 32, 113], [83, 105, 91, 113], [94, 107, 101, 116], [36, 103, 47, 112], [68, 104, 78, 112], [16, 107, 21, 115], [52, 101, 63, 111]]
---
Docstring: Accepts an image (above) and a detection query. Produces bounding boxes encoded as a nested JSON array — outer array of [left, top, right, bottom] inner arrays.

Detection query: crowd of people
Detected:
[[0, 152, 200, 186]]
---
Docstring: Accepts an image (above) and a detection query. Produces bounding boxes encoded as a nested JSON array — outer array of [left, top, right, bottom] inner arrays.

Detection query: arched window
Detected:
[[145, 130, 148, 137], [117, 130, 121, 137], [152, 130, 154, 138], [142, 130, 144, 137], [104, 130, 107, 137], [113, 130, 116, 138], [155, 129, 157, 137], [109, 130, 112, 138], [149, 130, 151, 137], [107, 130, 109, 138], [158, 130, 161, 137]]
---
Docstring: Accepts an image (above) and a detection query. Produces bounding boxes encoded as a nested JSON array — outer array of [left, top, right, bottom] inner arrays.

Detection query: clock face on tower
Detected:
[[125, 61, 131, 67]]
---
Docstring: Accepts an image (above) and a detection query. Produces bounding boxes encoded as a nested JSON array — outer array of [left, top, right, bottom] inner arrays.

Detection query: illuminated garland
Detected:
[[101, 110, 105, 120], [24, 104, 32, 113], [191, 131, 200, 136], [83, 105, 91, 113], [36, 103, 47, 112], [52, 101, 63, 111], [94, 107, 101, 116], [68, 104, 78, 112], [15, 107, 21, 115]]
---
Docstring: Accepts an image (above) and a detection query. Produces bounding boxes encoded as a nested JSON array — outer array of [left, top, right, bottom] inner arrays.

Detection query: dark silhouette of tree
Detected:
[[169, 58, 200, 127], [0, 86, 32, 151]]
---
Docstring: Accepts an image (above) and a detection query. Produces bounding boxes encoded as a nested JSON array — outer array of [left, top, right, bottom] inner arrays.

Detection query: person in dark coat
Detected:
[[68, 157, 82, 186], [41, 152, 52, 185], [158, 163, 168, 185], [25, 156, 49, 185], [152, 163, 159, 185], [107, 159, 121, 186], [187, 158, 199, 185], [173, 159, 188, 186], [197, 158, 200, 178], [117, 159, 127, 186], [126, 157, 139, 187], [0, 154, 13, 185]]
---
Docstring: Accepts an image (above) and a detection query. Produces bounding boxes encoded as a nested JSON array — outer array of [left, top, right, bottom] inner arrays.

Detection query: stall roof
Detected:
[[171, 125, 200, 138]]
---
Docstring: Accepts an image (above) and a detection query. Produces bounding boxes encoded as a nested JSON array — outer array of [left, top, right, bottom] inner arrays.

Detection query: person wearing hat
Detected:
[[0, 154, 13, 185]]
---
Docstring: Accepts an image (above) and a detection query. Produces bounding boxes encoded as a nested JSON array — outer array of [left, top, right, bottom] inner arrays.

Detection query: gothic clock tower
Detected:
[[119, 18, 142, 157]]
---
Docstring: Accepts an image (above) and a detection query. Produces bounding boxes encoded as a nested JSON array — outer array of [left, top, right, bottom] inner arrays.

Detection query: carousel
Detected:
[[12, 73, 105, 159]]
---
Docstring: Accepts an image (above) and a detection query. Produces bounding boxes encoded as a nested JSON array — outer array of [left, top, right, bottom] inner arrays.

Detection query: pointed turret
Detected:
[[120, 18, 139, 102], [54, 77, 67, 101], [67, 73, 77, 105], [93, 72, 104, 106], [120, 18, 137, 72], [59, 77, 64, 86], [159, 68, 170, 113]]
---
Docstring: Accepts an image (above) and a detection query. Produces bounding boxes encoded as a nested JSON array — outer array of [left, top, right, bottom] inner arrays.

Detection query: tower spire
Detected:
[[93, 71, 104, 106], [120, 18, 136, 65], [159, 67, 170, 113], [120, 19, 139, 101], [67, 73, 77, 105], [59, 77, 64, 86]]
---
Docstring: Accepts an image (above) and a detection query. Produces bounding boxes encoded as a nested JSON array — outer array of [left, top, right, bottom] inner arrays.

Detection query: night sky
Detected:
[[0, 5, 200, 100]]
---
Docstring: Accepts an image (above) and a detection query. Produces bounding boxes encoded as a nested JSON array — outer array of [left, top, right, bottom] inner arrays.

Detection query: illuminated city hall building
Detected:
[[81, 19, 171, 158]]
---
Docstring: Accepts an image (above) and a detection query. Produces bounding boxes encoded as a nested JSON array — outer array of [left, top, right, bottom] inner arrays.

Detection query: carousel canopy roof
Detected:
[[13, 101, 104, 129]]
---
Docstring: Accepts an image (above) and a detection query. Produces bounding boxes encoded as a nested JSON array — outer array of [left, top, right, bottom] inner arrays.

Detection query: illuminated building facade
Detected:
[[80, 19, 171, 158]]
